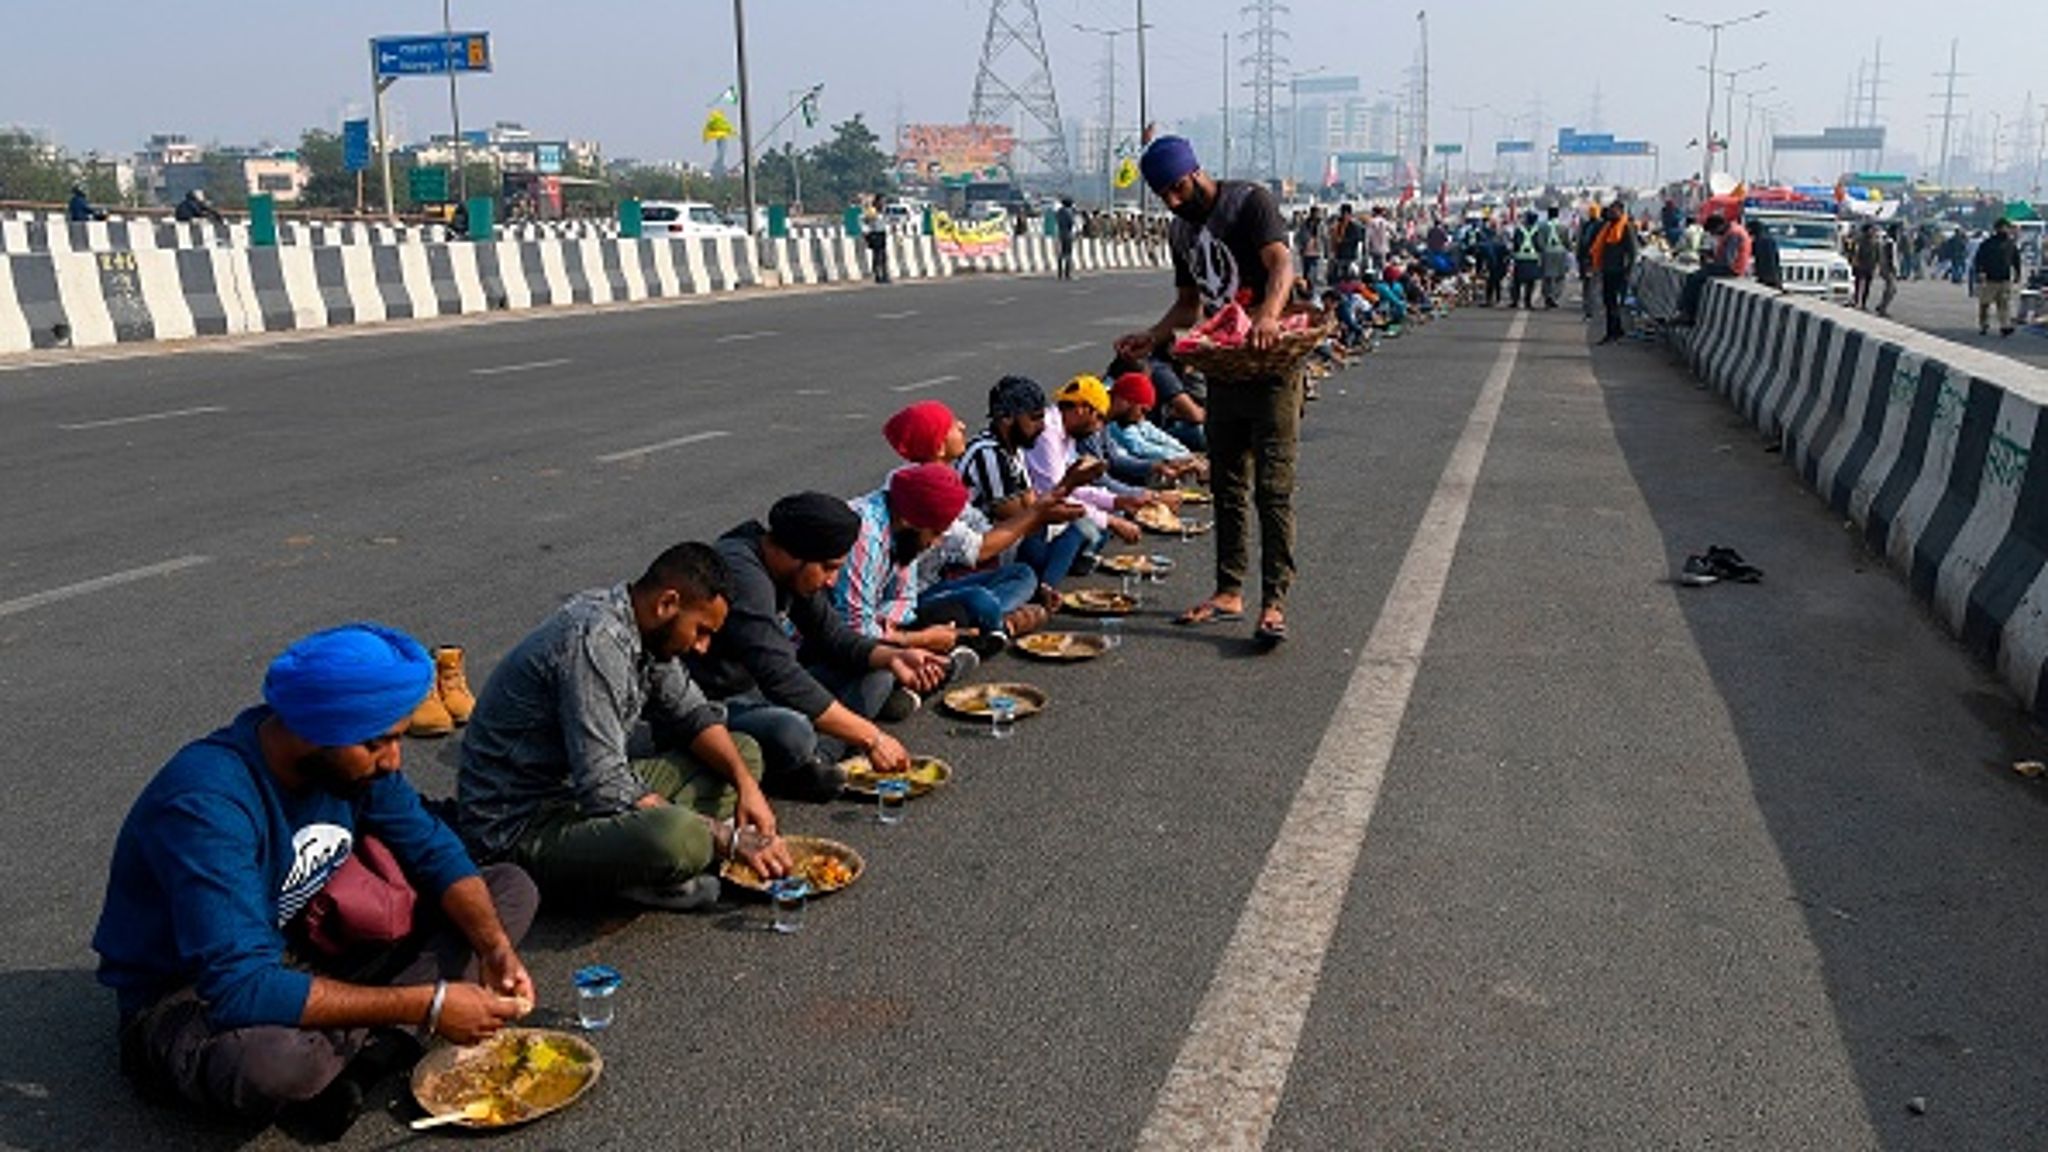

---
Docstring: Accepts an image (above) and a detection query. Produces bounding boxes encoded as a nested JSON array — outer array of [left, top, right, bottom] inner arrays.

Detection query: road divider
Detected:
[[1, 233, 1167, 357], [1650, 261, 2048, 721]]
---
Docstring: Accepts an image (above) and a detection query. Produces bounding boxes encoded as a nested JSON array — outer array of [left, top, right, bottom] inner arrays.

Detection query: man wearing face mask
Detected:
[[689, 492, 962, 796], [94, 624, 537, 1140], [1117, 134, 1300, 648], [456, 542, 794, 914]]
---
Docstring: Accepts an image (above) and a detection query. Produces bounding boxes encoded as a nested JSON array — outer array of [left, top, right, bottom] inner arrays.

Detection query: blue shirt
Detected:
[[93, 706, 477, 1028]]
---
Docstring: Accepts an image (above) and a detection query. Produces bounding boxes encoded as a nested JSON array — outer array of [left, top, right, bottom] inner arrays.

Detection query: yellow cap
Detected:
[[1056, 374, 1110, 416]]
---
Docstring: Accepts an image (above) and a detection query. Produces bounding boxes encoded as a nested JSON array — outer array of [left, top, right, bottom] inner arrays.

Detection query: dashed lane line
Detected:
[[0, 555, 214, 618], [595, 430, 732, 463], [57, 405, 227, 431]]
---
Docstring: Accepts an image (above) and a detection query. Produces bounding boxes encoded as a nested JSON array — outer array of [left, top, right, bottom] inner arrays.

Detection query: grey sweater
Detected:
[[457, 583, 725, 858], [688, 522, 879, 718]]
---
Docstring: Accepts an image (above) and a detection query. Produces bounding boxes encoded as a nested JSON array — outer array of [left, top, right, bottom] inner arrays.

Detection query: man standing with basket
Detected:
[[1118, 135, 1301, 648]]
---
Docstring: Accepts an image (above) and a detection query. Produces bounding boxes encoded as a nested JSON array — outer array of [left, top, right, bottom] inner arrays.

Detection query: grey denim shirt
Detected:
[[457, 583, 726, 859]]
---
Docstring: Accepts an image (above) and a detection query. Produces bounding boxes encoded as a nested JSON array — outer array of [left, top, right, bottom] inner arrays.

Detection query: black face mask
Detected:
[[890, 527, 926, 567], [1170, 181, 1211, 225]]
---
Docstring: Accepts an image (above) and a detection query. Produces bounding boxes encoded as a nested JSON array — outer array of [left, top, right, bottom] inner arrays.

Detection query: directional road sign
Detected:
[[372, 32, 492, 78]]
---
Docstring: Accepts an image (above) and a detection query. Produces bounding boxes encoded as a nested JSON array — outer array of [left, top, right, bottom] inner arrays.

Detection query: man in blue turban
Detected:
[[1118, 135, 1302, 648], [93, 623, 539, 1140]]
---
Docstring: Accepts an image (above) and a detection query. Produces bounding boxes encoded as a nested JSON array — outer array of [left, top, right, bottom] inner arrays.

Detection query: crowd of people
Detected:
[[92, 131, 1495, 1141]]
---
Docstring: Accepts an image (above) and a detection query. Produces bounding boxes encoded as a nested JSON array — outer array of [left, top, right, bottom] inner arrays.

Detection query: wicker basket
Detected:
[[1171, 317, 1335, 382]]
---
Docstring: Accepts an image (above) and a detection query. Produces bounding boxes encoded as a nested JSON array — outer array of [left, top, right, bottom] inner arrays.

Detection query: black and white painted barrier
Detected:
[[0, 233, 1166, 354], [1654, 259, 2048, 719]]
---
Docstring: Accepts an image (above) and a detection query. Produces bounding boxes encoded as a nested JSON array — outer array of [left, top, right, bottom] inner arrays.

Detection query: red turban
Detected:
[[1111, 371, 1156, 409], [888, 462, 970, 532], [883, 401, 956, 463]]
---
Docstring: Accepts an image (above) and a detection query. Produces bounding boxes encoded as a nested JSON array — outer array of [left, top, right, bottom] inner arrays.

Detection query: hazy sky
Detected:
[[3, 0, 2042, 186]]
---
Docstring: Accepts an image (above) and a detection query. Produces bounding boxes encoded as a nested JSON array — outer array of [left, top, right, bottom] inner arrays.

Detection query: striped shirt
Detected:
[[832, 488, 918, 639], [957, 430, 1030, 517]]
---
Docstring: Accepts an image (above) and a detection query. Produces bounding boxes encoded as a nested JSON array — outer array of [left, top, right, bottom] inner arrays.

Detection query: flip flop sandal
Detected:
[[1175, 600, 1246, 627], [1254, 613, 1290, 646]]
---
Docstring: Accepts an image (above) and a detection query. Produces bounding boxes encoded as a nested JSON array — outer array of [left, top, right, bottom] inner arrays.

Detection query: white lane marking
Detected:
[[1048, 340, 1096, 355], [0, 555, 213, 618], [58, 405, 226, 431], [793, 388, 831, 397], [890, 374, 960, 393], [1136, 312, 1530, 1151], [714, 330, 778, 344], [470, 357, 572, 376], [875, 309, 920, 320], [990, 296, 1018, 305], [595, 429, 731, 463]]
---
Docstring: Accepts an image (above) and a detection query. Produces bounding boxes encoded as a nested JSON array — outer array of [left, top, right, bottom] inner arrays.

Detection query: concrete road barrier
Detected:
[[0, 233, 1166, 355], [1662, 262, 2048, 720]]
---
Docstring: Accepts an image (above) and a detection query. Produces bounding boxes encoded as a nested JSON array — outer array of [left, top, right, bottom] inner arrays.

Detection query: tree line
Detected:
[[2, 116, 895, 218]]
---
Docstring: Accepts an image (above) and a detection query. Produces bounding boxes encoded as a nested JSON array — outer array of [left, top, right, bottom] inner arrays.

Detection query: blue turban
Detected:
[[262, 623, 433, 746], [988, 374, 1047, 420], [1140, 135, 1200, 194]]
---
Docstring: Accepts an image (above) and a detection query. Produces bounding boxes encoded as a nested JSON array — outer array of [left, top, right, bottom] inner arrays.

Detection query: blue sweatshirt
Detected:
[[93, 706, 478, 1028]]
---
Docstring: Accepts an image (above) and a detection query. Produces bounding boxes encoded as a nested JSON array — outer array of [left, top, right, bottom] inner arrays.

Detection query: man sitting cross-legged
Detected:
[[690, 492, 962, 794], [872, 400, 1086, 651], [457, 542, 793, 913], [95, 624, 538, 1141]]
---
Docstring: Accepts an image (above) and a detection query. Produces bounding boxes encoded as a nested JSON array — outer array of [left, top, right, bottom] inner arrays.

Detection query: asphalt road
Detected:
[[1858, 277, 2048, 370], [4, 272, 2048, 1150]]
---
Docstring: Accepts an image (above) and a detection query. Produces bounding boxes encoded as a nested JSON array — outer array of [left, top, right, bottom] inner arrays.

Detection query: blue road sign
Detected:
[[371, 32, 492, 78], [1495, 140, 1535, 155], [342, 119, 371, 172]]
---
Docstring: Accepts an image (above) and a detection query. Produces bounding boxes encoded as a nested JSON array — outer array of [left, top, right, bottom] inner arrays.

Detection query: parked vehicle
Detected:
[[640, 200, 745, 239]]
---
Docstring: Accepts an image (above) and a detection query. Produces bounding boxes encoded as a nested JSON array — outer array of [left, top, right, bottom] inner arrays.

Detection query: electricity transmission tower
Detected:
[[1928, 39, 1966, 189], [970, 0, 1074, 189], [1241, 0, 1288, 182]]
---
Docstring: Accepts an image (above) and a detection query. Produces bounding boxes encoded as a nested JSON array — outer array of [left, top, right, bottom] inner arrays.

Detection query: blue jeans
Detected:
[[722, 665, 894, 776], [918, 562, 1039, 632], [1016, 525, 1088, 586]]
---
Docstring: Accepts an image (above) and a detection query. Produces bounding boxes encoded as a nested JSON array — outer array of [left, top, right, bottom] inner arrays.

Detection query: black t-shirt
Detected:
[[1169, 181, 1290, 314]]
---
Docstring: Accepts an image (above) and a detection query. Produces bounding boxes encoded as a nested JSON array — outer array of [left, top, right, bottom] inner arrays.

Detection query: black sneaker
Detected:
[[877, 685, 920, 722], [1679, 555, 1719, 587], [1703, 545, 1763, 583], [764, 755, 848, 803], [618, 873, 723, 912]]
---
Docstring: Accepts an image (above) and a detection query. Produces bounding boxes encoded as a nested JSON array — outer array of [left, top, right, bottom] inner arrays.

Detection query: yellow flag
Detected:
[[1114, 157, 1139, 190], [702, 110, 735, 143]]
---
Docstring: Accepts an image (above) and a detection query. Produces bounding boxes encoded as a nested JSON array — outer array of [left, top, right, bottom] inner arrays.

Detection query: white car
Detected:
[[639, 200, 744, 239], [1748, 212, 1853, 300]]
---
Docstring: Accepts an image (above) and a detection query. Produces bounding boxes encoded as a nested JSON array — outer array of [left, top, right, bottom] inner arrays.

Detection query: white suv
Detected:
[[640, 200, 745, 239], [1748, 212, 1853, 300]]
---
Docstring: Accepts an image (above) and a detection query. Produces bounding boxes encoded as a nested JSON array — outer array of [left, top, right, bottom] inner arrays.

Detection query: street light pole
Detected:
[[1667, 9, 1768, 185], [444, 0, 465, 203], [1450, 102, 1488, 188], [1136, 0, 1149, 145], [1221, 33, 1231, 179], [733, 0, 758, 237], [1077, 22, 1137, 208]]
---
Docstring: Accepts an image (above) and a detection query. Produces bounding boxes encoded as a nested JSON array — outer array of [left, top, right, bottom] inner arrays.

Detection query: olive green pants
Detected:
[[510, 736, 761, 901], [1207, 372, 1303, 609]]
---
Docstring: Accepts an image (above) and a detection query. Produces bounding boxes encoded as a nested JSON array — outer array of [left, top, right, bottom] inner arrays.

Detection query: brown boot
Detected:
[[434, 646, 475, 725], [1003, 603, 1050, 638], [407, 686, 454, 738]]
